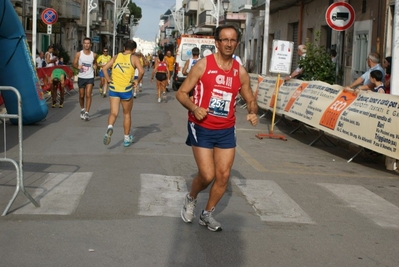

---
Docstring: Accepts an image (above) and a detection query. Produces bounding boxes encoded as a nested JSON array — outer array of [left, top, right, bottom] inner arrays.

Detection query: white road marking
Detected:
[[14, 172, 92, 215], [319, 183, 399, 229], [138, 174, 187, 217], [232, 178, 314, 224]]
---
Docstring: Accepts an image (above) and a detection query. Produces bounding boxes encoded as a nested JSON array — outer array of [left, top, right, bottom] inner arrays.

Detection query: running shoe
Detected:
[[181, 193, 197, 223], [102, 93, 107, 98], [84, 112, 90, 121], [123, 135, 134, 147], [133, 92, 137, 98], [139, 83, 142, 92], [59, 103, 63, 108], [199, 208, 222, 232], [80, 109, 85, 120], [103, 126, 113, 145], [99, 87, 103, 95], [51, 103, 56, 108], [157, 98, 161, 103], [162, 92, 166, 102]]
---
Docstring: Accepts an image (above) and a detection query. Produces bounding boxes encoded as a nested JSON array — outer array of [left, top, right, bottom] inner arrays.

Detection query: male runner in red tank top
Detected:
[[176, 25, 258, 231]]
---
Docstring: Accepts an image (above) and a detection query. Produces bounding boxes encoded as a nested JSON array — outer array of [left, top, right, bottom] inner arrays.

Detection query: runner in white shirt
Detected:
[[72, 38, 97, 121]]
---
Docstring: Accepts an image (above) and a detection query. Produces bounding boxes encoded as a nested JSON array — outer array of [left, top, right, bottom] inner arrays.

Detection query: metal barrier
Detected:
[[0, 86, 40, 215]]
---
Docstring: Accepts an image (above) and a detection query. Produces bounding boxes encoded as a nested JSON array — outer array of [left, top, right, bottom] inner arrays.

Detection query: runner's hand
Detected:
[[247, 113, 258, 126]]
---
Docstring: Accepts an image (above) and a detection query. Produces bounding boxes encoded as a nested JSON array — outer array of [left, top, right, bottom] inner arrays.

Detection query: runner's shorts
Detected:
[[109, 90, 133, 101], [185, 121, 236, 149], [99, 69, 111, 78], [78, 78, 94, 89]]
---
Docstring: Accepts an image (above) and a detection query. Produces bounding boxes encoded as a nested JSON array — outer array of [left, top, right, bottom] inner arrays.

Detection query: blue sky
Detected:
[[133, 0, 177, 41]]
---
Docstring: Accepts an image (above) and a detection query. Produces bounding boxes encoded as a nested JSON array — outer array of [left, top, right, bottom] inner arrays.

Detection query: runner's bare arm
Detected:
[[102, 56, 116, 83], [176, 58, 206, 113], [239, 66, 258, 126], [93, 53, 98, 73], [132, 55, 145, 84], [151, 62, 158, 80], [72, 52, 80, 69], [182, 60, 189, 76]]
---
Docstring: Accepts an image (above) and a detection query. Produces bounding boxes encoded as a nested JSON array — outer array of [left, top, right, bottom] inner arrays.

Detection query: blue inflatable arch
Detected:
[[0, 0, 48, 125]]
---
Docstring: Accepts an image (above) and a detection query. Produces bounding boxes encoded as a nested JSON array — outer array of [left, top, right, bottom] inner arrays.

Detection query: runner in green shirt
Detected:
[[51, 68, 67, 108]]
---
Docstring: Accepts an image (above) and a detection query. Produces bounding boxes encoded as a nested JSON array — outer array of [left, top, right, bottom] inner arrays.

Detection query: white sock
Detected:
[[108, 125, 113, 129], [124, 135, 130, 140]]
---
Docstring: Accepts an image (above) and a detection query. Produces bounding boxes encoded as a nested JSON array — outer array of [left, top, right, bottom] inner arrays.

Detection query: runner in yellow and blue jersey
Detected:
[[101, 40, 144, 147], [97, 48, 112, 97]]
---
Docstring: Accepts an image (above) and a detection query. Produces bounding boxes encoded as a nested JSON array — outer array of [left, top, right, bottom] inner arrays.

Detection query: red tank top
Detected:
[[157, 61, 167, 72], [188, 54, 241, 130]]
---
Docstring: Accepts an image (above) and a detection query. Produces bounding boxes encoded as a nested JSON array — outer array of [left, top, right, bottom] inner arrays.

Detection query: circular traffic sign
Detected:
[[41, 8, 58, 25], [325, 2, 355, 31]]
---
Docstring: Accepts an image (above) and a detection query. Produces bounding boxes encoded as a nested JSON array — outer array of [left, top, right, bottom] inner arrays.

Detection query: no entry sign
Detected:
[[41, 8, 58, 25], [325, 2, 355, 31]]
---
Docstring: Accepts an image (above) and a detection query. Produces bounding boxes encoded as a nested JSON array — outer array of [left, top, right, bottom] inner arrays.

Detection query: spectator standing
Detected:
[[45, 45, 57, 67], [35, 51, 45, 68], [383, 56, 391, 94], [284, 44, 307, 81], [369, 70, 385, 93], [72, 38, 97, 121], [176, 25, 258, 232], [344, 52, 385, 92], [330, 49, 337, 64]]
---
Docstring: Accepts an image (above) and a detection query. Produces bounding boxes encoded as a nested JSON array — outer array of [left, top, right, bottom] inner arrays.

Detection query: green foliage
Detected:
[[128, 2, 142, 21], [299, 35, 336, 85]]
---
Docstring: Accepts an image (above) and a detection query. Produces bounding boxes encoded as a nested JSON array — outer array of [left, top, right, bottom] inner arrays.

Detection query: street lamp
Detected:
[[86, 0, 98, 37], [222, 0, 230, 25]]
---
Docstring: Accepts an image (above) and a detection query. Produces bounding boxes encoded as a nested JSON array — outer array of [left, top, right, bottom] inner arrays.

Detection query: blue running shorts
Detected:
[[109, 90, 133, 100], [99, 69, 111, 78], [185, 121, 236, 149]]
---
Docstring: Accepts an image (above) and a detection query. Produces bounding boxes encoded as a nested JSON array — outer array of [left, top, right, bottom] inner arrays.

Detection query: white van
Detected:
[[172, 35, 216, 91]]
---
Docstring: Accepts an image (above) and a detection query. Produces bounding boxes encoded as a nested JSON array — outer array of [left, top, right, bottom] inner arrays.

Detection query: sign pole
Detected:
[[256, 39, 292, 141], [32, 0, 37, 62], [256, 73, 287, 141]]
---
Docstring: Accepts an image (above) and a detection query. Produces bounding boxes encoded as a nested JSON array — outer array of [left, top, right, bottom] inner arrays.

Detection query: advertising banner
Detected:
[[254, 76, 399, 159]]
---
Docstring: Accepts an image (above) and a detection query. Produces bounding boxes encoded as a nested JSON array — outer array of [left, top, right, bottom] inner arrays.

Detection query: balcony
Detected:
[[252, 0, 301, 13], [99, 19, 114, 35], [198, 10, 215, 28], [58, 1, 81, 19], [183, 0, 198, 15]]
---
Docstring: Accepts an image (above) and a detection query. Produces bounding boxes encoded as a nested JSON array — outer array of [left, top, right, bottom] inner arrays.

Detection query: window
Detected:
[[353, 33, 368, 73]]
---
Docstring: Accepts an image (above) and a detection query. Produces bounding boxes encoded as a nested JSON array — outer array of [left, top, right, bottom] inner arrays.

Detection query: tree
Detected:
[[299, 33, 337, 85], [128, 2, 142, 24]]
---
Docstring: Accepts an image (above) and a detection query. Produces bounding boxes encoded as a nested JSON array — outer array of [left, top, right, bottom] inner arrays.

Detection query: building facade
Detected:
[[159, 0, 394, 86], [12, 0, 133, 63]]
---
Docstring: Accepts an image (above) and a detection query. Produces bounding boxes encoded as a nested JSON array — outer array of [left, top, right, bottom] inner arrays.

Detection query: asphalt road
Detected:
[[0, 70, 398, 267]]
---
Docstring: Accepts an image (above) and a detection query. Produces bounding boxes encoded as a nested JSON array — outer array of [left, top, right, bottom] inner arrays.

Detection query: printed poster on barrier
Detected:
[[269, 40, 294, 74]]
